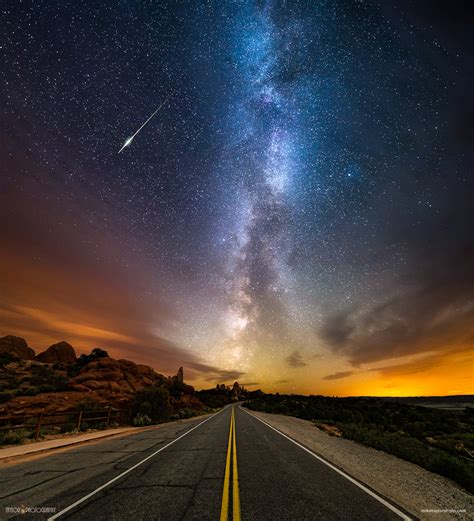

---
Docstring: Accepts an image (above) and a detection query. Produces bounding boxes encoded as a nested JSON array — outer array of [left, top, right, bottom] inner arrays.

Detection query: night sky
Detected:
[[1, 1, 473, 395]]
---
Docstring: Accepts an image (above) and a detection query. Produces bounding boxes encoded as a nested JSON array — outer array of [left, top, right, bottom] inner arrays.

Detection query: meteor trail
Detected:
[[118, 92, 173, 153]]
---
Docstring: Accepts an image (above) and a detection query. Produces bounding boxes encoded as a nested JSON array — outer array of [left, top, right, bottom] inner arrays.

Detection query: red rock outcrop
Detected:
[[36, 341, 77, 365], [69, 357, 166, 394], [0, 335, 35, 360], [0, 335, 203, 418]]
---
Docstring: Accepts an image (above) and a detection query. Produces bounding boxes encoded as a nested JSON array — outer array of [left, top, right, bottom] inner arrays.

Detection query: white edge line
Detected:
[[48, 410, 223, 520], [241, 407, 413, 521]]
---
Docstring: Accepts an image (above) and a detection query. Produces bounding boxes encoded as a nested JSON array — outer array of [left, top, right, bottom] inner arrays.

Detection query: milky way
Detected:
[[1, 1, 473, 395]]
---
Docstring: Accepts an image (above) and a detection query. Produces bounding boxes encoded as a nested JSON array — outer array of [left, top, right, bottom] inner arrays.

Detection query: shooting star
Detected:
[[118, 92, 173, 153]]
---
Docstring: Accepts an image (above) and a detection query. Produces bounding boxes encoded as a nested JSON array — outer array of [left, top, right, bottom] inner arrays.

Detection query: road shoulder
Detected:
[[0, 413, 216, 467]]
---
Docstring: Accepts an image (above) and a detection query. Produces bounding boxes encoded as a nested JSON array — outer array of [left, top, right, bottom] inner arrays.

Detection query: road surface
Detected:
[[0, 405, 412, 520]]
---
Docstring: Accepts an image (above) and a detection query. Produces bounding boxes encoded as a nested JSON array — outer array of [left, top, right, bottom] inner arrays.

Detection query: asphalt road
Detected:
[[0, 405, 411, 520]]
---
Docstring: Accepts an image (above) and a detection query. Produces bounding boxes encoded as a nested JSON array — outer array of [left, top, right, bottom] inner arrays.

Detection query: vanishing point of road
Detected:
[[0, 405, 413, 520]]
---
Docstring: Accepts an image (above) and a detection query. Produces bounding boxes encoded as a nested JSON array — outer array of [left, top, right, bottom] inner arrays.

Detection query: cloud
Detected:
[[322, 371, 355, 381], [368, 349, 474, 378], [320, 311, 355, 348], [285, 350, 307, 368], [320, 247, 474, 366], [241, 382, 260, 387], [184, 361, 246, 383], [0, 171, 195, 376]]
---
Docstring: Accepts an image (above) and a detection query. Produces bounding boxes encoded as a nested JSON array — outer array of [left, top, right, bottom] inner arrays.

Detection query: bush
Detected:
[[38, 384, 55, 393], [91, 348, 108, 358], [79, 421, 89, 432], [0, 352, 17, 367], [17, 387, 39, 397], [0, 429, 35, 446], [73, 397, 103, 412], [30, 365, 68, 392], [169, 379, 186, 398], [68, 348, 110, 377], [178, 408, 195, 419], [59, 423, 77, 434], [131, 386, 172, 423], [133, 413, 152, 427], [0, 391, 15, 403]]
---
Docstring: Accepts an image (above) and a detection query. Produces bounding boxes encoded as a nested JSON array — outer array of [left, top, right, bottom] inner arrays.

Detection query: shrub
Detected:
[[30, 365, 68, 392], [0, 429, 35, 446], [169, 379, 185, 398], [91, 348, 108, 358], [38, 384, 55, 393], [79, 421, 89, 432], [59, 423, 76, 434], [0, 391, 15, 403], [17, 387, 39, 397], [73, 397, 103, 412], [131, 386, 172, 423], [68, 348, 110, 377], [0, 352, 17, 367], [133, 413, 152, 427], [178, 408, 195, 419]]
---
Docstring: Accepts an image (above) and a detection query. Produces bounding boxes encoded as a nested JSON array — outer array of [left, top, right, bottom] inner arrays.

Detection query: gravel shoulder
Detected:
[[249, 410, 473, 521]]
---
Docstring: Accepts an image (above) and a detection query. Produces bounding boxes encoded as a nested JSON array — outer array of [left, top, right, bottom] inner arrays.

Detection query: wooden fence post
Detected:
[[106, 407, 111, 426], [35, 412, 43, 440], [77, 410, 83, 431]]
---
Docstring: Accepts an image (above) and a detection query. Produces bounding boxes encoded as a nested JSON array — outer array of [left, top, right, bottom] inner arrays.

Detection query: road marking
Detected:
[[220, 406, 241, 521], [220, 408, 233, 521], [232, 408, 241, 520], [242, 408, 412, 521], [47, 411, 223, 521]]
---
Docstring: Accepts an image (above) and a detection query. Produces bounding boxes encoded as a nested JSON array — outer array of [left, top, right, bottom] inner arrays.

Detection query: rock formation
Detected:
[[0, 335, 203, 418], [36, 341, 77, 365], [69, 357, 166, 394], [231, 381, 242, 401], [0, 335, 35, 360]]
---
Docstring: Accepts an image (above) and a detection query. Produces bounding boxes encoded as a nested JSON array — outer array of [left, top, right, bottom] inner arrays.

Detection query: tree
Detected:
[[131, 386, 172, 423]]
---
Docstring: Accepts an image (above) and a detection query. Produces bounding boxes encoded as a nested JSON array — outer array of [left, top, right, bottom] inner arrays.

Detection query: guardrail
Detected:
[[0, 408, 131, 440]]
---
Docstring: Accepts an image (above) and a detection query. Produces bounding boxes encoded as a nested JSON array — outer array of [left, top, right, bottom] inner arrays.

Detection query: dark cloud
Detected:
[[241, 382, 260, 387], [185, 361, 246, 383], [285, 350, 308, 368], [320, 247, 474, 365], [319, 311, 355, 349], [322, 371, 355, 381]]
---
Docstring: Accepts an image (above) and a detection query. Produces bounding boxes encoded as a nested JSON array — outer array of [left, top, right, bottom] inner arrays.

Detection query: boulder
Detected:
[[0, 335, 35, 360], [36, 341, 77, 364], [71, 357, 164, 394]]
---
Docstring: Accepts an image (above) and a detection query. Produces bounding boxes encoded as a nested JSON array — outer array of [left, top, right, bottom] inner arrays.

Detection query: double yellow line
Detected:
[[220, 406, 241, 521]]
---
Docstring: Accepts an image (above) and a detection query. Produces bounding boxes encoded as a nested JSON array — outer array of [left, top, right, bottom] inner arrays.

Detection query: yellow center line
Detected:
[[220, 406, 241, 521], [220, 408, 233, 521], [232, 408, 241, 520]]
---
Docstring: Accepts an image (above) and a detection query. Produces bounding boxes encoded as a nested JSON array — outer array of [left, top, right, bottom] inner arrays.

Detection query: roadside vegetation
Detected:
[[244, 395, 474, 493]]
